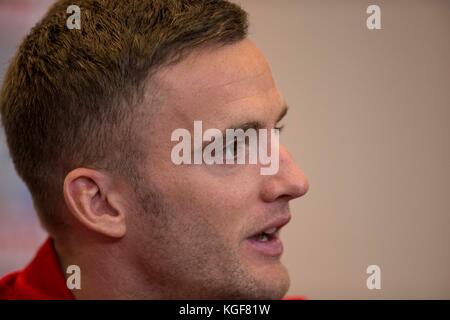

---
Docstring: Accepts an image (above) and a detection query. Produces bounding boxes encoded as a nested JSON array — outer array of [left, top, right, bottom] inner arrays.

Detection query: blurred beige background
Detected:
[[1, 0, 449, 299], [233, 0, 450, 299]]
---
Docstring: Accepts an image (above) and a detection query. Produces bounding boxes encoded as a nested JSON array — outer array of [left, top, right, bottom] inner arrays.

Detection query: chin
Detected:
[[207, 262, 290, 300], [245, 262, 291, 300]]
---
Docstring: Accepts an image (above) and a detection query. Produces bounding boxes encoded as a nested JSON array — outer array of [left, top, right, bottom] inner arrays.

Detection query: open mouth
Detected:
[[249, 227, 278, 242], [245, 215, 291, 257]]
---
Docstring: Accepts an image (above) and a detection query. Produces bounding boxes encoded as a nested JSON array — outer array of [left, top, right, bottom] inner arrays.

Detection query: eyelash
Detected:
[[222, 124, 285, 160]]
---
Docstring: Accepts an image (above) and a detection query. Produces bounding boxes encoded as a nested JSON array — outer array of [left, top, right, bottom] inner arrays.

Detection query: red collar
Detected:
[[0, 237, 74, 300]]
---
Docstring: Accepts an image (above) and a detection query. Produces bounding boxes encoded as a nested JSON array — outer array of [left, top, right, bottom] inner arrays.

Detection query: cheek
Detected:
[[148, 163, 263, 241], [169, 180, 255, 242]]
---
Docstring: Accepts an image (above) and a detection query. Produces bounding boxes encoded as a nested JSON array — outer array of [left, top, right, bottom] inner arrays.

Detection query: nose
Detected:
[[260, 145, 309, 203]]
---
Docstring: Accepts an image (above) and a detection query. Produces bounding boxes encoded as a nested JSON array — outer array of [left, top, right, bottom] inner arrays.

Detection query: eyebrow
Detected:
[[227, 104, 289, 133]]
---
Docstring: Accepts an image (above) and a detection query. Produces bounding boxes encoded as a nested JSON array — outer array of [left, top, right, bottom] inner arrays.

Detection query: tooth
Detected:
[[264, 227, 277, 235], [258, 234, 269, 242]]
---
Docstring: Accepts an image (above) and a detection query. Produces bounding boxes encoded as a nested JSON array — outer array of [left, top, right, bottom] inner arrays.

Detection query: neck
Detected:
[[53, 235, 169, 299]]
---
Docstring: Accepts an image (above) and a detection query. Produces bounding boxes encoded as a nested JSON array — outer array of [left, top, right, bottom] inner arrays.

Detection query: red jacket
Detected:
[[0, 238, 305, 300], [0, 238, 73, 299]]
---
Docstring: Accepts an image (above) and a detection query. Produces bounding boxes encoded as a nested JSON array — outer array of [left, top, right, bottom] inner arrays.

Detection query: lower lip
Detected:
[[244, 235, 284, 257]]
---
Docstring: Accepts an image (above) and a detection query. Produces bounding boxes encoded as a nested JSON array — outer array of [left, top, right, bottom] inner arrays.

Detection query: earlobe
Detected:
[[63, 168, 127, 238]]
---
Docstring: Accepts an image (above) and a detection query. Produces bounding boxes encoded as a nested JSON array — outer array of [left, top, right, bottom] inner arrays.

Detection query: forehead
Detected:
[[150, 39, 284, 130]]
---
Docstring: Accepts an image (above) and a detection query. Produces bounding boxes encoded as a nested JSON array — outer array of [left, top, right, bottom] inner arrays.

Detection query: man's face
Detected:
[[128, 39, 309, 299]]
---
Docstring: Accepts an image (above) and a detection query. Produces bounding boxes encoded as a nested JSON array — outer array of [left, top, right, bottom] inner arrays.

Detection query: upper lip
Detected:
[[248, 214, 292, 238]]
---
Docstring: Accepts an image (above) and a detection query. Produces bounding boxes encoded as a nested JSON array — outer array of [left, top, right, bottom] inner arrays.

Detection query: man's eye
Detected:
[[224, 139, 238, 159], [274, 124, 285, 132], [224, 138, 244, 160]]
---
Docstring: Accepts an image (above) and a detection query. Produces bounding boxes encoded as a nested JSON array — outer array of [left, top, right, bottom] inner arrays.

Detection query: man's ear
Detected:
[[63, 168, 127, 238]]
